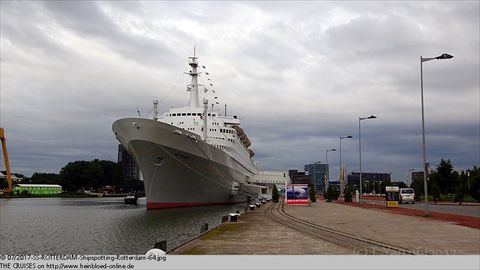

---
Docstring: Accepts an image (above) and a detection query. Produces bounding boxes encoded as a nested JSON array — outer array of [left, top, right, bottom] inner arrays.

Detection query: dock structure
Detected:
[[172, 200, 479, 255]]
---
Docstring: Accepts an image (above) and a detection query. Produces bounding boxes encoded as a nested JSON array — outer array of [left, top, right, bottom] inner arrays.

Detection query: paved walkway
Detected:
[[171, 203, 350, 254], [172, 202, 480, 255], [363, 199, 480, 217]]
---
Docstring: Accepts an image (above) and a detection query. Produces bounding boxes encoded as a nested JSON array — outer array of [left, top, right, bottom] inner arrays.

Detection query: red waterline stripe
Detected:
[[147, 201, 248, 209]]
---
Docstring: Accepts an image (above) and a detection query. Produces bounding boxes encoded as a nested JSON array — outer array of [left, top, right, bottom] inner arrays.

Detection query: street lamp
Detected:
[[339, 135, 353, 195], [359, 115, 377, 203], [325, 148, 336, 191], [420, 53, 453, 216]]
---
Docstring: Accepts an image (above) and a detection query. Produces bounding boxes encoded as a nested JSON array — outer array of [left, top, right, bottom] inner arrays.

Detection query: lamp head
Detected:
[[435, 53, 453, 60]]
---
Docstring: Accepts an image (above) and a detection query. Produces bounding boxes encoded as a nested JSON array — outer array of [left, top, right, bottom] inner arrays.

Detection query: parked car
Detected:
[[399, 188, 415, 204]]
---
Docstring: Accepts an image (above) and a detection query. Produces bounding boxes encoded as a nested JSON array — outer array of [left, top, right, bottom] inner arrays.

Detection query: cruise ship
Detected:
[[112, 53, 260, 209]]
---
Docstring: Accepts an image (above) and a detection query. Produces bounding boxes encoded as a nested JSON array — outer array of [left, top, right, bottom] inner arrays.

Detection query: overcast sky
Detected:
[[1, 1, 479, 182]]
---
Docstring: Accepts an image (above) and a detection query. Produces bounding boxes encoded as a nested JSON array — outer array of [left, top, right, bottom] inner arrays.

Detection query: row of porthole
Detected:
[[167, 112, 217, 117]]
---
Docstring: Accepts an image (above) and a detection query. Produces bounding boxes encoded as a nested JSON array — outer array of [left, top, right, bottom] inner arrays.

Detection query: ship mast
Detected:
[[187, 46, 200, 108]]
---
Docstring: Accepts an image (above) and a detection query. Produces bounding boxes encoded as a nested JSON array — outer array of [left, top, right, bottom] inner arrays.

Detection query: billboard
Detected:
[[286, 184, 310, 205]]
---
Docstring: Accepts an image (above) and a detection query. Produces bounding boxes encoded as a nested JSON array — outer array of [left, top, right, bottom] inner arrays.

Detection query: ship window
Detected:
[[213, 114, 216, 116], [208, 113, 211, 116], [187, 113, 191, 116], [182, 113, 186, 116]]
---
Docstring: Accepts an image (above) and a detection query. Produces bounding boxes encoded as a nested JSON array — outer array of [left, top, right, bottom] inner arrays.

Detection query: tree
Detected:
[[308, 184, 316, 202], [59, 160, 103, 192], [112, 161, 125, 189], [410, 178, 424, 200], [431, 184, 441, 203], [344, 185, 353, 202], [272, 185, 279, 203], [432, 159, 457, 194], [467, 167, 480, 201], [0, 178, 8, 190], [98, 160, 116, 186], [326, 186, 339, 201], [30, 173, 60, 184]]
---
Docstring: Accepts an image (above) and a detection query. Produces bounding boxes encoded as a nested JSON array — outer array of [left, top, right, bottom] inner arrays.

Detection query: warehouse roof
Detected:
[[15, 184, 62, 188]]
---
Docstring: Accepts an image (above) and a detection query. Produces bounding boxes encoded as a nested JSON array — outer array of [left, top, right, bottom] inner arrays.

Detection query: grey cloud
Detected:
[[41, 1, 179, 67], [0, 1, 478, 181]]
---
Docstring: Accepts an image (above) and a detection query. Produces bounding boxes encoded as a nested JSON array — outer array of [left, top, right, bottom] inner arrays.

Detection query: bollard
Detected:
[[221, 215, 228, 223], [146, 248, 166, 256], [200, 223, 209, 233], [229, 213, 238, 222], [154, 240, 167, 252], [249, 205, 255, 210]]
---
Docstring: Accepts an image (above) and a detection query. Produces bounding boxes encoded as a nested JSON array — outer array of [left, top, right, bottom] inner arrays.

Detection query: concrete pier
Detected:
[[171, 201, 479, 255]]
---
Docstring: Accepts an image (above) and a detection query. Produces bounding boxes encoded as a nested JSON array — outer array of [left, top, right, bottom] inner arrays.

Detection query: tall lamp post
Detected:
[[420, 53, 453, 216], [339, 136, 353, 195], [325, 148, 336, 191], [408, 168, 415, 186], [359, 115, 377, 203]]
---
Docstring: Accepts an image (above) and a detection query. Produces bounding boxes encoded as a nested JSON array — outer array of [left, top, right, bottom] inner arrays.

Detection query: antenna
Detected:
[[193, 45, 196, 58], [137, 106, 141, 117], [153, 100, 159, 121], [225, 104, 227, 116]]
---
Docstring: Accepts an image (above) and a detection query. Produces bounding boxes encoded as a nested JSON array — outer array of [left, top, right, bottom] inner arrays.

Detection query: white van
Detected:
[[399, 188, 415, 204]]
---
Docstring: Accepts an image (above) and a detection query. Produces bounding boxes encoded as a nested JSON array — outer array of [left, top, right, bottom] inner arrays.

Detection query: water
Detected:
[[0, 197, 248, 254]]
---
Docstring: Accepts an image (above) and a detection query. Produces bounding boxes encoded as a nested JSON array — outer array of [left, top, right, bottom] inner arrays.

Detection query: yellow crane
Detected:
[[0, 127, 13, 194]]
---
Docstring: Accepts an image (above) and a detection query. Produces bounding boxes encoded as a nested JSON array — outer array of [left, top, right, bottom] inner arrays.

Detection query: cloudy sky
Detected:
[[1, 1, 479, 182]]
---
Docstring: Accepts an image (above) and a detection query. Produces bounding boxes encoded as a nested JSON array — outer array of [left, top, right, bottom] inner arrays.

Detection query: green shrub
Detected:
[[344, 186, 353, 202], [272, 185, 279, 203], [309, 185, 316, 202]]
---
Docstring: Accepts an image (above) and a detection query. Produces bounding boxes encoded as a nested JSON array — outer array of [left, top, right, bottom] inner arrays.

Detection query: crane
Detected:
[[0, 127, 13, 195]]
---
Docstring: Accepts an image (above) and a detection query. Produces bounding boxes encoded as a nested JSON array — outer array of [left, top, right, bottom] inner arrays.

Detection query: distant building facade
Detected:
[[347, 172, 391, 194], [251, 171, 290, 195], [118, 144, 141, 180], [304, 163, 329, 194], [411, 171, 424, 183], [288, 170, 311, 185], [251, 171, 290, 185]]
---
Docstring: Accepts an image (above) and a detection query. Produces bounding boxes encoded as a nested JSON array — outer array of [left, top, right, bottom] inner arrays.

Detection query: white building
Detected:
[[251, 171, 290, 196]]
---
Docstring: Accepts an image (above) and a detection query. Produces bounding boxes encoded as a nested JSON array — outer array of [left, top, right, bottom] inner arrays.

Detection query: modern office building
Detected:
[[304, 163, 329, 194], [118, 144, 141, 180]]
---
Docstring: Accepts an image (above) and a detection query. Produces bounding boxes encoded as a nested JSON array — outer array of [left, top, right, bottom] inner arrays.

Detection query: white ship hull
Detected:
[[113, 118, 257, 209]]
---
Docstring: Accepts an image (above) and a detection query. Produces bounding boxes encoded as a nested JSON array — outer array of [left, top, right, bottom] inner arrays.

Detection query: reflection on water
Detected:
[[0, 197, 248, 254]]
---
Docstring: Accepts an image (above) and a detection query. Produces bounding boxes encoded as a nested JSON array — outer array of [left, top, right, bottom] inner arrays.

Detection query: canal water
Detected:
[[0, 197, 248, 254]]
